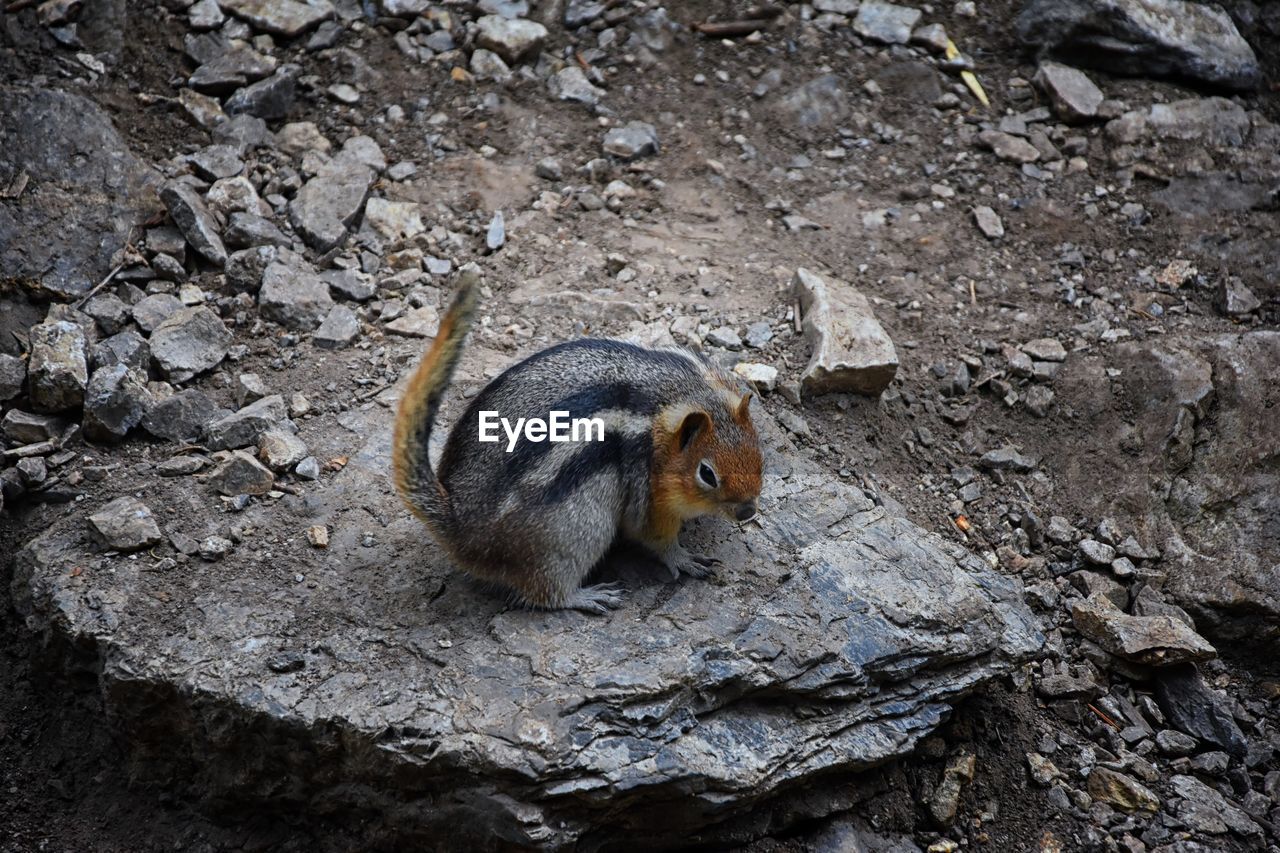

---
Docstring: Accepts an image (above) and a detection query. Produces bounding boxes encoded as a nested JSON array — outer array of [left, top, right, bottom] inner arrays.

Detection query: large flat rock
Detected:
[[0, 86, 162, 298], [11, 395, 1042, 847]]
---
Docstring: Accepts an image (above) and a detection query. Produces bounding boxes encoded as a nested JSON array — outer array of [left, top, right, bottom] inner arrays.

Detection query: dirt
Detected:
[[2, 0, 1278, 849]]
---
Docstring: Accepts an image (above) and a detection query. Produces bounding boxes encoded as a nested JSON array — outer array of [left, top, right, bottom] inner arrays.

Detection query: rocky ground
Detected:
[[1, 0, 1278, 850]]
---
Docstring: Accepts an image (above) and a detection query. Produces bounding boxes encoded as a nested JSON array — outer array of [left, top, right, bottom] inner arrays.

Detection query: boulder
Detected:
[[11, 407, 1042, 848], [0, 87, 162, 298], [1016, 0, 1261, 92]]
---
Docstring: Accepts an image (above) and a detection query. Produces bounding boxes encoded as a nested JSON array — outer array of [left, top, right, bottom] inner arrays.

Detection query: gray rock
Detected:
[[853, 1, 922, 44], [1015, 0, 1261, 92], [149, 307, 232, 383], [294, 455, 321, 479], [91, 331, 149, 372], [603, 121, 660, 160], [225, 246, 278, 292], [159, 182, 228, 267], [259, 261, 334, 330], [979, 447, 1037, 473], [188, 43, 277, 94], [1071, 594, 1216, 666], [82, 293, 132, 335], [536, 158, 563, 181], [203, 394, 286, 450], [972, 206, 1004, 239], [911, 22, 949, 52], [27, 321, 88, 413], [132, 293, 185, 332], [1215, 278, 1260, 318], [199, 535, 234, 561], [189, 145, 245, 181], [218, 0, 334, 37], [0, 353, 24, 401], [10, 405, 1044, 848], [189, 0, 225, 29], [469, 49, 511, 83], [211, 112, 271, 153], [87, 497, 162, 552], [548, 66, 605, 105], [1034, 62, 1104, 123], [705, 327, 742, 351], [257, 427, 308, 471], [1155, 728, 1198, 756], [1, 410, 65, 445], [1146, 97, 1249, 146], [321, 269, 376, 301], [288, 152, 376, 251], [564, 0, 605, 27], [0, 87, 162, 298], [1169, 774, 1260, 836], [142, 389, 220, 442], [478, 0, 527, 17], [225, 64, 300, 121], [1078, 539, 1116, 564], [151, 253, 188, 283], [792, 268, 898, 396], [745, 322, 773, 349], [977, 130, 1041, 163], [1154, 664, 1247, 757], [225, 212, 290, 250], [205, 449, 275, 496], [234, 372, 268, 407], [474, 14, 547, 63], [313, 305, 359, 349], [486, 210, 505, 251], [82, 365, 153, 442], [1022, 338, 1067, 362]]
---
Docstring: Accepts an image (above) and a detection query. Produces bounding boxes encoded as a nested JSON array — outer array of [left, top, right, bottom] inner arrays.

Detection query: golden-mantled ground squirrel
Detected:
[[392, 276, 763, 614]]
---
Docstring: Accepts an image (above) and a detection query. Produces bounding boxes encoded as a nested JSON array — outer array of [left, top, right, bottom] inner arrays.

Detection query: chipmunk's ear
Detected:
[[677, 410, 712, 451], [736, 392, 753, 421]]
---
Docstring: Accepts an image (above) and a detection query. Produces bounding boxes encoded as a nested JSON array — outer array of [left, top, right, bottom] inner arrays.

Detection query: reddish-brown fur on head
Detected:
[[651, 393, 763, 538]]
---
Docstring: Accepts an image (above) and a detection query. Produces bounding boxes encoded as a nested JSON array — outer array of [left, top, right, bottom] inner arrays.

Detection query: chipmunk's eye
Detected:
[[697, 461, 718, 489]]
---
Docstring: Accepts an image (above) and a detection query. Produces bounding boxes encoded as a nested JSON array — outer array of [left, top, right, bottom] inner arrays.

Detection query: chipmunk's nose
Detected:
[[734, 501, 757, 522]]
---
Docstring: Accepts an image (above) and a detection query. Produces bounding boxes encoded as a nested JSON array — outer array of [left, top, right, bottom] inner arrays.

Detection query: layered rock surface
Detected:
[[12, 405, 1043, 847]]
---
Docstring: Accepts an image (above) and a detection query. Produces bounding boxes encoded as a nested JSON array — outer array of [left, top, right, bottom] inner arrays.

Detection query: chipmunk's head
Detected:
[[666, 392, 763, 523]]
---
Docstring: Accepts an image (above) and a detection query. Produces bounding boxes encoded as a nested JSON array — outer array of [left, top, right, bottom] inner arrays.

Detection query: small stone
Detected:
[[732, 362, 778, 393], [1154, 664, 1248, 758], [295, 455, 321, 480], [363, 198, 424, 242], [929, 753, 976, 827], [1, 410, 65, 445], [203, 394, 286, 450], [289, 150, 376, 251], [189, 145, 244, 181], [1071, 594, 1217, 666], [159, 181, 227, 267], [1215, 278, 1260, 317], [978, 130, 1041, 164], [321, 269, 376, 301], [218, 0, 334, 38], [535, 158, 563, 181], [1156, 729, 1198, 756], [235, 372, 269, 407], [205, 175, 260, 216], [972, 205, 1004, 238], [548, 66, 605, 104], [82, 365, 153, 442], [486, 210, 505, 251], [82, 293, 131, 335], [211, 113, 270, 153], [0, 354, 25, 401], [150, 307, 231, 383], [306, 524, 329, 548], [275, 121, 331, 158], [259, 261, 335, 331], [1022, 338, 1067, 362], [132, 293, 184, 332], [776, 409, 811, 438], [198, 535, 234, 561], [27, 321, 88, 413], [142, 389, 220, 442], [744, 322, 773, 349], [469, 49, 512, 82], [327, 83, 360, 104], [224, 246, 277, 293], [1024, 385, 1055, 418], [1078, 539, 1116, 564], [1034, 62, 1104, 123], [979, 446, 1036, 473], [1027, 752, 1061, 786], [288, 393, 311, 419], [225, 213, 289, 250], [706, 327, 742, 350], [313, 305, 359, 349], [87, 497, 162, 552], [385, 306, 439, 338], [157, 455, 207, 477], [474, 15, 548, 64], [1170, 774, 1260, 836], [258, 427, 308, 471], [1087, 767, 1159, 813], [853, 1, 922, 44], [603, 121, 659, 160], [911, 22, 949, 52], [188, 0, 225, 29], [206, 449, 275, 496], [1189, 750, 1229, 775], [387, 161, 417, 182], [792, 268, 898, 396], [225, 64, 300, 122]]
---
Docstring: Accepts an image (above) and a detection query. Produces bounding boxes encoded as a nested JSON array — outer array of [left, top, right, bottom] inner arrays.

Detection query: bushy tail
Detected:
[[392, 268, 481, 534]]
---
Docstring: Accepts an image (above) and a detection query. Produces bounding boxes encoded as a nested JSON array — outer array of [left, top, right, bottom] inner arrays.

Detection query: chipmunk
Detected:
[[391, 275, 763, 614]]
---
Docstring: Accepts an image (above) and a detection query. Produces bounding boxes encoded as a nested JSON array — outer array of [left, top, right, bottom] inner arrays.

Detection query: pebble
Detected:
[[258, 427, 308, 471], [853, 1, 921, 44], [0, 354, 25, 401], [1022, 338, 1067, 362], [321, 269, 376, 301], [1078, 539, 1116, 564], [535, 158, 563, 181], [1086, 767, 1159, 813], [474, 15, 548, 64], [744, 322, 773, 349], [1034, 62, 1104, 124], [82, 364, 152, 442], [198, 535, 234, 561], [87, 497, 162, 552], [295, 456, 321, 480], [306, 525, 329, 548], [978, 130, 1041, 164], [979, 447, 1036, 473], [142, 389, 220, 442], [157, 455, 208, 477], [487, 210, 506, 251], [159, 181, 228, 267], [218, 0, 332, 38], [732, 362, 778, 393], [259, 261, 335, 331], [203, 394, 286, 451], [972, 205, 1004, 239], [705, 327, 742, 350], [2, 410, 65, 445], [288, 141, 379, 251]]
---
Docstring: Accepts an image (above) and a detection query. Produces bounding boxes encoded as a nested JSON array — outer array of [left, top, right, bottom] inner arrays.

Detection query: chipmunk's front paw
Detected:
[[660, 546, 720, 580]]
